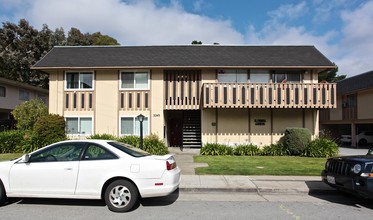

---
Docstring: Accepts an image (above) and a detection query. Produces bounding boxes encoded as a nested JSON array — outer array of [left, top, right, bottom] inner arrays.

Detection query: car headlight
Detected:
[[353, 164, 362, 174]]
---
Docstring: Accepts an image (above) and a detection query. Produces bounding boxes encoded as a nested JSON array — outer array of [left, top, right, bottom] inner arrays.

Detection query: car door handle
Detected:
[[64, 167, 73, 171]]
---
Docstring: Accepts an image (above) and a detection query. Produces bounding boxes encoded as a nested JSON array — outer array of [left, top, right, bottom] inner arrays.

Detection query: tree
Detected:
[[318, 64, 346, 82], [11, 98, 48, 130], [91, 32, 119, 45], [0, 19, 120, 88], [191, 40, 202, 45]]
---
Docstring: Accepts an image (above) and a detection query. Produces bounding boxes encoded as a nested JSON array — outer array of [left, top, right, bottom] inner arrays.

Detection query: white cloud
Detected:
[[6, 0, 243, 45]]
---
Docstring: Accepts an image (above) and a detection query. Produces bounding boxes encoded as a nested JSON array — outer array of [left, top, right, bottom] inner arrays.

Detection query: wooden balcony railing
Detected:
[[119, 90, 150, 111], [64, 91, 95, 111], [203, 83, 336, 109]]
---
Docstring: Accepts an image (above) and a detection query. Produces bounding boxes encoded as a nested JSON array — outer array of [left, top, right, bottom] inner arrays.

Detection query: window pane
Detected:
[[66, 118, 79, 134], [0, 86, 5, 97], [66, 73, 79, 89], [80, 73, 93, 89], [121, 117, 134, 135], [287, 73, 301, 82], [19, 90, 29, 101], [121, 72, 134, 88], [135, 117, 148, 136], [135, 72, 148, 89], [275, 74, 286, 83], [236, 73, 248, 83], [218, 73, 236, 83], [250, 73, 269, 83], [80, 118, 92, 135]]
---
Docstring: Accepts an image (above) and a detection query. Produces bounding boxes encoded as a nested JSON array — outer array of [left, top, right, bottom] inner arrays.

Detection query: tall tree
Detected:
[[318, 64, 346, 83], [91, 32, 119, 45]]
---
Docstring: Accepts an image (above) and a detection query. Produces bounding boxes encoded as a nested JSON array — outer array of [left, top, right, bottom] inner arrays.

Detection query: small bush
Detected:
[[33, 114, 66, 145], [303, 138, 339, 158], [118, 135, 140, 147], [88, 133, 117, 140], [234, 144, 261, 156], [143, 134, 169, 155], [0, 130, 26, 153], [201, 143, 234, 156], [261, 144, 290, 156], [118, 135, 168, 155], [283, 128, 312, 156], [11, 98, 48, 130]]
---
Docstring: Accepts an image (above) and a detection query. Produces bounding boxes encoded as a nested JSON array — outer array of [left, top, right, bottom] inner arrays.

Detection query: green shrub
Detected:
[[88, 133, 117, 140], [234, 144, 260, 156], [0, 130, 26, 153], [11, 98, 48, 130], [302, 138, 339, 158], [33, 114, 66, 144], [118, 134, 168, 155], [283, 128, 312, 156], [143, 134, 169, 155], [118, 135, 140, 147], [201, 143, 234, 156], [261, 143, 290, 156]]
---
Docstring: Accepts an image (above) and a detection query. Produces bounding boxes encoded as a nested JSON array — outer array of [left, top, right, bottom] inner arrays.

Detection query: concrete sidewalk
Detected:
[[168, 147, 369, 194]]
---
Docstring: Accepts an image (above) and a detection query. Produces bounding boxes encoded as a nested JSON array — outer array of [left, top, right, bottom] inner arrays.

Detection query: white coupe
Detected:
[[0, 140, 181, 212]]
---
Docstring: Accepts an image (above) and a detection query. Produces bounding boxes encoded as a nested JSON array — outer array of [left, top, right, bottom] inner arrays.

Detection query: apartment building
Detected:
[[33, 45, 336, 147]]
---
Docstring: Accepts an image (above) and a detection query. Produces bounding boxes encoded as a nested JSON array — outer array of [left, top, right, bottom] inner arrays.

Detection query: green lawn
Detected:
[[194, 156, 327, 176], [0, 153, 23, 161]]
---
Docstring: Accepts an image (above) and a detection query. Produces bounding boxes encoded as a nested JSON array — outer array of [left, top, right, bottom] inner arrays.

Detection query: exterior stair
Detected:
[[182, 111, 201, 148]]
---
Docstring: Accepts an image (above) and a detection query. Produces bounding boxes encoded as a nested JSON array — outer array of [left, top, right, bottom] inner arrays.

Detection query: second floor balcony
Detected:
[[202, 82, 336, 109]]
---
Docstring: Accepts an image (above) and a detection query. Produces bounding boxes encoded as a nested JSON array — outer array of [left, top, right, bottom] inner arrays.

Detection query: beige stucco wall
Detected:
[[150, 69, 164, 139], [358, 89, 373, 119], [329, 96, 343, 121], [48, 70, 64, 115], [94, 70, 119, 135]]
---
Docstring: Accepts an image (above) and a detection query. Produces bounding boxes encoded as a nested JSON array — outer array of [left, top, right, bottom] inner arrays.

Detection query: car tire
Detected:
[[104, 179, 139, 212], [0, 180, 7, 206]]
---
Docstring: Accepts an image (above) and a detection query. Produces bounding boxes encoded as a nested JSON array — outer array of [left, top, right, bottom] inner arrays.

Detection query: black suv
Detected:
[[321, 149, 373, 198]]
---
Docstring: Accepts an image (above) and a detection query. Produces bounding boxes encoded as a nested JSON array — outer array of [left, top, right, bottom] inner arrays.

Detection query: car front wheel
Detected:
[[104, 179, 139, 212], [0, 180, 7, 206]]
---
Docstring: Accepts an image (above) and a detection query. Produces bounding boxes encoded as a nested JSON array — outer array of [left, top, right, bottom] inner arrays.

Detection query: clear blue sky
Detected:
[[0, 0, 372, 77]]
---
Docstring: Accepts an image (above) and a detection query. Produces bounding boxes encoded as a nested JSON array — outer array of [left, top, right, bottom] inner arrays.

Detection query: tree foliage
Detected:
[[11, 98, 48, 130], [191, 40, 202, 45], [0, 19, 120, 88], [318, 64, 346, 83]]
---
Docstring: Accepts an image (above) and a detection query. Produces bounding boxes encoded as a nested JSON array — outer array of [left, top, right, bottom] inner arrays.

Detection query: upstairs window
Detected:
[[250, 69, 270, 83], [218, 69, 248, 83], [66, 72, 93, 90], [19, 89, 29, 101], [0, 86, 5, 97], [120, 71, 149, 89], [273, 70, 302, 83]]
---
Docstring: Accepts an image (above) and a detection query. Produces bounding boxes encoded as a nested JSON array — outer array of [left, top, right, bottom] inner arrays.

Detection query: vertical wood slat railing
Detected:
[[164, 70, 201, 110], [119, 90, 150, 111], [64, 91, 95, 111], [203, 83, 336, 108]]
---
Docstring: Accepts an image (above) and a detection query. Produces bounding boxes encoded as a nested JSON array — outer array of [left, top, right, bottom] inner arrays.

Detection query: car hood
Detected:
[[329, 155, 373, 163]]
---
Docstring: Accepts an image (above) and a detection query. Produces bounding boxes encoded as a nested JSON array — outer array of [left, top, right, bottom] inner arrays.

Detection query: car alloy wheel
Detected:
[[104, 179, 138, 212]]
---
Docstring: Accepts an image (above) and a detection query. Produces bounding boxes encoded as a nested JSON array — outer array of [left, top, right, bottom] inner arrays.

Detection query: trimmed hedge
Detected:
[[282, 128, 312, 156], [0, 130, 26, 153]]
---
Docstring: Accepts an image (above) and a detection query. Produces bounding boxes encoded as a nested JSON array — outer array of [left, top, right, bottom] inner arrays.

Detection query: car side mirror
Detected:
[[367, 149, 373, 155], [21, 154, 30, 163]]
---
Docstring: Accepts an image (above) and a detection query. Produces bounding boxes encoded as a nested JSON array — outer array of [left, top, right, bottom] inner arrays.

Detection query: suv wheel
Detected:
[[104, 179, 139, 212]]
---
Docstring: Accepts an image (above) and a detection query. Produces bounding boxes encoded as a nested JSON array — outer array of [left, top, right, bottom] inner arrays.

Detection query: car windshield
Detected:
[[108, 142, 151, 158]]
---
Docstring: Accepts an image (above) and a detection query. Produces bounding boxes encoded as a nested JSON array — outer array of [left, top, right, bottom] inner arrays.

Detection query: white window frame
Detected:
[[65, 71, 94, 90], [119, 70, 150, 90], [119, 115, 150, 136], [273, 70, 302, 83], [65, 116, 94, 136]]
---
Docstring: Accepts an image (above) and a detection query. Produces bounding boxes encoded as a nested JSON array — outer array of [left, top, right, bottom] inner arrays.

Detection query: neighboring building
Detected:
[[320, 70, 373, 146], [32, 45, 336, 147], [0, 77, 49, 131]]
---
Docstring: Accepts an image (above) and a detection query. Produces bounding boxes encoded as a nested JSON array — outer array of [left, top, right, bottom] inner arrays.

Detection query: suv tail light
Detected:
[[166, 161, 177, 170]]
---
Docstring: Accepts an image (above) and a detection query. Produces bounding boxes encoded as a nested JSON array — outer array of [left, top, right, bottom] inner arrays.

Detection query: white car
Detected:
[[0, 140, 181, 212], [340, 131, 373, 146]]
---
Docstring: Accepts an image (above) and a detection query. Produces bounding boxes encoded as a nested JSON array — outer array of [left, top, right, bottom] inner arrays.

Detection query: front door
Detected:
[[170, 117, 183, 147]]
